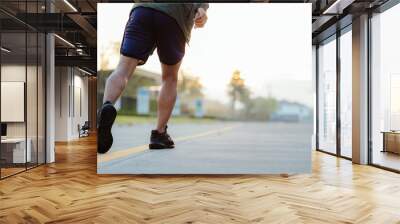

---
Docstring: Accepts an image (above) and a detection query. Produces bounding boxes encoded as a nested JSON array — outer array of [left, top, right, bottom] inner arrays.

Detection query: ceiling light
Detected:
[[76, 48, 85, 55], [63, 0, 78, 12], [78, 67, 94, 76], [54, 34, 75, 48], [1, 47, 11, 53], [323, 0, 354, 15]]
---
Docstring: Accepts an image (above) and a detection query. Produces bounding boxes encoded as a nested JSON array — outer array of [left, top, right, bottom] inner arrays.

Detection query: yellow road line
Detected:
[[97, 125, 237, 164]]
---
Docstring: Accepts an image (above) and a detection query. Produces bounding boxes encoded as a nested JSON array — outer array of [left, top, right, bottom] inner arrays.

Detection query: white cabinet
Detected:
[[1, 138, 32, 163]]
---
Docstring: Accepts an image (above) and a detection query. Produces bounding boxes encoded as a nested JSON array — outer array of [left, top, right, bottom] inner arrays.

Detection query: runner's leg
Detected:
[[103, 55, 138, 104], [156, 61, 181, 133]]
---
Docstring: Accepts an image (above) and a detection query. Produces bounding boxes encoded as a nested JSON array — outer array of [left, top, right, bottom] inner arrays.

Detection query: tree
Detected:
[[178, 70, 203, 100], [100, 42, 120, 70], [227, 70, 251, 115], [177, 70, 204, 115]]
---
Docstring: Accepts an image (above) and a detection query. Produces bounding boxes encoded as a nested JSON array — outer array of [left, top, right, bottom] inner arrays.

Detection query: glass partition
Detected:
[[371, 3, 400, 171], [38, 32, 45, 165], [317, 36, 337, 154], [1, 30, 28, 177], [0, 1, 46, 179], [27, 31, 38, 169]]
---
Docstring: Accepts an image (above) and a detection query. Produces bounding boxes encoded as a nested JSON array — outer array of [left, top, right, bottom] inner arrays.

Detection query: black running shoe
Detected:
[[97, 101, 117, 154], [149, 126, 175, 149]]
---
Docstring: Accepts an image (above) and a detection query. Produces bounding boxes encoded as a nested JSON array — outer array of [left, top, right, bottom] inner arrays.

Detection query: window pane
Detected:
[[371, 3, 400, 171], [318, 37, 337, 154], [27, 31, 38, 169], [38, 32, 45, 165], [340, 29, 352, 158], [1, 30, 28, 177]]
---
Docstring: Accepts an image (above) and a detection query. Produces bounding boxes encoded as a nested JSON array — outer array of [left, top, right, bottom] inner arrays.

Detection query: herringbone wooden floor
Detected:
[[1, 135, 400, 224]]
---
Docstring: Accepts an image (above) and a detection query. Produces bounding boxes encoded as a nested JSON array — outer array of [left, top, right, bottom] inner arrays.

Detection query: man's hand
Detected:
[[194, 7, 207, 28]]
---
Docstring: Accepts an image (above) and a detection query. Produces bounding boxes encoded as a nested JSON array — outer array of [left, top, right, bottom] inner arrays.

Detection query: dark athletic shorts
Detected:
[[120, 7, 186, 65]]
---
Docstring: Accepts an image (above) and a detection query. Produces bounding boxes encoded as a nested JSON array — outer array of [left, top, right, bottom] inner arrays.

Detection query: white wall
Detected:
[[71, 72, 89, 138], [55, 67, 89, 141], [55, 66, 69, 141]]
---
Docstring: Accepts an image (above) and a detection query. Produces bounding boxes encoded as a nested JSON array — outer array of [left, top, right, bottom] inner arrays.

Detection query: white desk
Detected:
[[1, 138, 31, 163]]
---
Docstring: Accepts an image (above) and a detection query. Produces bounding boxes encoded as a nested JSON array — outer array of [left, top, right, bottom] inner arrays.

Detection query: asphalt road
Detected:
[[98, 121, 313, 174]]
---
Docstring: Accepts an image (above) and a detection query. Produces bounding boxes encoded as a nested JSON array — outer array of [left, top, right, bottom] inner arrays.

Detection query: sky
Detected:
[[98, 3, 313, 106]]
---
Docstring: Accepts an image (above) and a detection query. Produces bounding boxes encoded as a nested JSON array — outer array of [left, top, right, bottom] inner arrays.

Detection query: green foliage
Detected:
[[149, 99, 158, 113], [178, 70, 203, 98], [243, 97, 278, 121], [225, 70, 278, 121], [117, 97, 137, 115]]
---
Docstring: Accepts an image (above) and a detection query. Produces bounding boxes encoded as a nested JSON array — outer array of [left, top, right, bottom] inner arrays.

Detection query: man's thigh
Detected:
[[120, 7, 157, 65], [153, 11, 186, 66]]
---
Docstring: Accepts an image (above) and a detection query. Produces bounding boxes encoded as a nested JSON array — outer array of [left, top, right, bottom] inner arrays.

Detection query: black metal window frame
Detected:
[[315, 23, 352, 161], [315, 0, 400, 173]]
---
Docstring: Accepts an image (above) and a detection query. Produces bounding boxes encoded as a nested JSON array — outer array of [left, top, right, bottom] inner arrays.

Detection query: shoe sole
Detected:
[[97, 104, 117, 154], [149, 143, 175, 150]]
